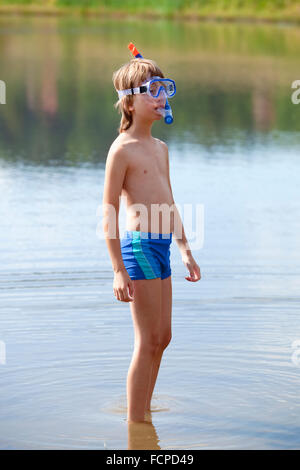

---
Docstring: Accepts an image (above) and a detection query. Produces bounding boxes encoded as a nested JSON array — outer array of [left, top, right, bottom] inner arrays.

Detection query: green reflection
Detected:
[[0, 15, 300, 165]]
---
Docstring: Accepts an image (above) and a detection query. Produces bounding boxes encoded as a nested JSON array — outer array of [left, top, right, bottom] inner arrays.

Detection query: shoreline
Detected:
[[0, 5, 300, 25]]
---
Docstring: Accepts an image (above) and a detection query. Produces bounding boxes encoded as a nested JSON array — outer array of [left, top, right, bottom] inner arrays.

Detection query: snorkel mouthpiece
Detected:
[[127, 42, 174, 125], [156, 101, 173, 124], [164, 100, 173, 124]]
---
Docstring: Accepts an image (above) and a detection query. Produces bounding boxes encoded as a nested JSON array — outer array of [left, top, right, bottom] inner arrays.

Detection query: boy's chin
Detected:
[[154, 107, 166, 119], [154, 111, 163, 119]]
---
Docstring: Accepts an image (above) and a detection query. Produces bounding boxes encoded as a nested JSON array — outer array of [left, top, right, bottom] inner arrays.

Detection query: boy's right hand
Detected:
[[113, 269, 134, 302]]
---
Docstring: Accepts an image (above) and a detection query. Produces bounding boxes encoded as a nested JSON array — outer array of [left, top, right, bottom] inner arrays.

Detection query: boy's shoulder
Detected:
[[109, 134, 168, 155], [108, 133, 137, 156], [106, 135, 133, 165], [154, 137, 168, 154]]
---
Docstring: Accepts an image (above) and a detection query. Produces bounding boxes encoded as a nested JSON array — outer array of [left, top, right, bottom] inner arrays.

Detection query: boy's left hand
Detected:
[[182, 254, 201, 282]]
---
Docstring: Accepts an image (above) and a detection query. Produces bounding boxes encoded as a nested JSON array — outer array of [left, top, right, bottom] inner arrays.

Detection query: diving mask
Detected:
[[117, 76, 176, 100]]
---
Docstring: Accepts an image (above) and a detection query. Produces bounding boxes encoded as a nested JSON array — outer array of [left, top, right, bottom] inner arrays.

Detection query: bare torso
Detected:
[[114, 134, 175, 234]]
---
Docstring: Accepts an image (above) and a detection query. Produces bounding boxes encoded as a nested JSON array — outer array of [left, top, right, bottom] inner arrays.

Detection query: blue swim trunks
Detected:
[[120, 230, 172, 280]]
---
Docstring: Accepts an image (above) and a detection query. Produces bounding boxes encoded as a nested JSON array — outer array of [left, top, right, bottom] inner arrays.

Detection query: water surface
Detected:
[[0, 15, 300, 450]]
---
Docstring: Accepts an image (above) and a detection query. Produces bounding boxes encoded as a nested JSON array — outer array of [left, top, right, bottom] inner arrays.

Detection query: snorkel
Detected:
[[128, 42, 174, 125]]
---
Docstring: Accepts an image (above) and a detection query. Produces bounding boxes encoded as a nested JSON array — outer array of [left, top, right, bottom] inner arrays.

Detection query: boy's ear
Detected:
[[125, 96, 134, 114]]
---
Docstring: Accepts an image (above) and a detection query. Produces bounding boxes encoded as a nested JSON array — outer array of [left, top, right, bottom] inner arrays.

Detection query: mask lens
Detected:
[[166, 82, 175, 96], [148, 78, 176, 98], [149, 81, 160, 96], [150, 79, 175, 98]]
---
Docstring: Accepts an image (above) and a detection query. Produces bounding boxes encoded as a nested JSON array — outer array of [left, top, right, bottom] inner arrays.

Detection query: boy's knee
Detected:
[[161, 332, 172, 351], [157, 330, 172, 352], [137, 331, 171, 356], [138, 335, 161, 356]]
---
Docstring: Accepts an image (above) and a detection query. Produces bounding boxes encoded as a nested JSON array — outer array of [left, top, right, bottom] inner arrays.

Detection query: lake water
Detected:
[[0, 15, 300, 450]]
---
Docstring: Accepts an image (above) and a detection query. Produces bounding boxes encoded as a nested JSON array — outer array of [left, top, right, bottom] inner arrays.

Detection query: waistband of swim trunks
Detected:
[[123, 230, 172, 240]]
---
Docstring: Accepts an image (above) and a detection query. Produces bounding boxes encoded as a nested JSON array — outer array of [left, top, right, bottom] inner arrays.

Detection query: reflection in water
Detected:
[[252, 84, 275, 131], [127, 415, 161, 450], [1, 16, 300, 164], [103, 394, 182, 449]]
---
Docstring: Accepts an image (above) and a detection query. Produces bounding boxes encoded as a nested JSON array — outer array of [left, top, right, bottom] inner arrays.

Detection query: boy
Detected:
[[102, 57, 201, 424]]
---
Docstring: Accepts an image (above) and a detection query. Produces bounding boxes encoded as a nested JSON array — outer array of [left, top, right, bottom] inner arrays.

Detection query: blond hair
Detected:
[[112, 58, 165, 134]]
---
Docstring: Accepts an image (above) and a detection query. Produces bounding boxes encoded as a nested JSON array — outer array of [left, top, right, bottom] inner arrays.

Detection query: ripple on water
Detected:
[[101, 393, 188, 417]]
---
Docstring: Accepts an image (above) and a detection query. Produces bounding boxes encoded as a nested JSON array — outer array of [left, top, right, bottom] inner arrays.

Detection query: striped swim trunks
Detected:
[[120, 230, 172, 280]]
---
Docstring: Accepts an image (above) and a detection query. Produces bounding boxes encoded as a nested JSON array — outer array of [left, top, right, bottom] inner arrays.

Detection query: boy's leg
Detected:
[[145, 275, 172, 412], [127, 277, 162, 423]]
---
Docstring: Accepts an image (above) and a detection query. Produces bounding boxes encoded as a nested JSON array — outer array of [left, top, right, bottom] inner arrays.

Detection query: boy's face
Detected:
[[128, 74, 166, 122]]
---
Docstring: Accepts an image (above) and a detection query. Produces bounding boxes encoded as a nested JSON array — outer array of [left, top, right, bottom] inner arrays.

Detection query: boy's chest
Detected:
[[127, 150, 166, 181]]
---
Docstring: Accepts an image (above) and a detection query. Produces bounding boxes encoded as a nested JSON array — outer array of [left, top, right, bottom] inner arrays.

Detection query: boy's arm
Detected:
[[162, 141, 201, 282], [102, 144, 128, 273], [162, 142, 191, 258]]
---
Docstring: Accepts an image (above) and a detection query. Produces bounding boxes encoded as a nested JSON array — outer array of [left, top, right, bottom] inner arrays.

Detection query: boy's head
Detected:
[[113, 58, 165, 134]]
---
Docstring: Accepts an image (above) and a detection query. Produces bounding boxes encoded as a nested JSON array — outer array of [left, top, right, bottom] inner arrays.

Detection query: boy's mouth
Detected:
[[155, 107, 165, 117]]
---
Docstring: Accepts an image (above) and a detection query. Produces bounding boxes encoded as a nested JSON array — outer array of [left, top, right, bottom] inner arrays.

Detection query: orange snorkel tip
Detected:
[[128, 42, 143, 59]]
